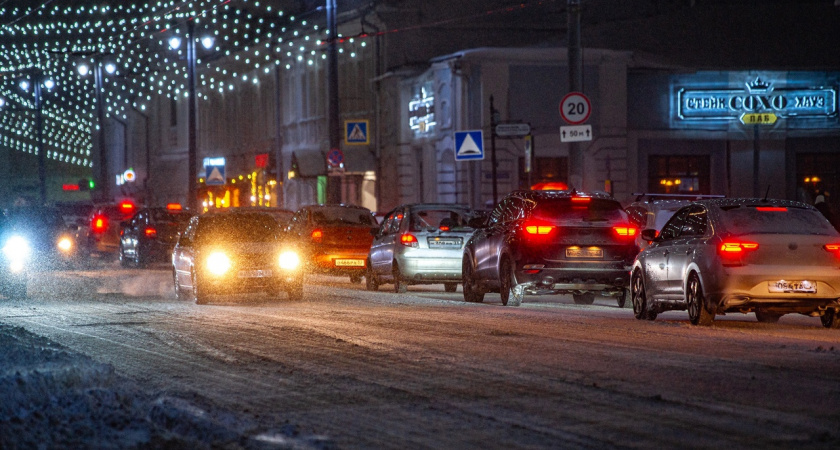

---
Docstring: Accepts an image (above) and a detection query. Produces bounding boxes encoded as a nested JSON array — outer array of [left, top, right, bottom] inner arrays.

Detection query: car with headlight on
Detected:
[[0, 206, 81, 299], [172, 211, 304, 304], [630, 198, 840, 328], [119, 204, 191, 267], [285, 204, 377, 283], [462, 190, 638, 307], [367, 203, 477, 293]]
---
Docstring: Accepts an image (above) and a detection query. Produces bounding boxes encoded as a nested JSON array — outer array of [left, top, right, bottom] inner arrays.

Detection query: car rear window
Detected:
[[311, 207, 376, 226], [719, 205, 837, 236], [195, 214, 281, 243], [532, 198, 627, 223], [151, 210, 191, 226], [409, 208, 471, 231]]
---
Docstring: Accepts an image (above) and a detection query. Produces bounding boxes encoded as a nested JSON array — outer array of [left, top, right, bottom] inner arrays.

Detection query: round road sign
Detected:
[[560, 92, 591, 125], [327, 148, 344, 167]]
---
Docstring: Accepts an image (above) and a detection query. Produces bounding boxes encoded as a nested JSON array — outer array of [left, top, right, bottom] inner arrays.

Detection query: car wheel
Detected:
[[365, 263, 379, 291], [119, 244, 130, 268], [350, 274, 362, 284], [616, 288, 627, 308], [393, 263, 407, 293], [820, 309, 840, 329], [134, 248, 146, 268], [462, 255, 485, 303], [755, 309, 783, 323], [631, 270, 656, 320], [686, 273, 714, 326], [286, 276, 304, 300], [572, 293, 595, 305], [173, 270, 187, 301], [192, 271, 208, 305], [499, 258, 523, 307], [444, 283, 457, 293]]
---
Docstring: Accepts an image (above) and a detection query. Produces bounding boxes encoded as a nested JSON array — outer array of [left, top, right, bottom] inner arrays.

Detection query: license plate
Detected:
[[238, 269, 272, 278], [566, 247, 603, 259], [768, 280, 816, 294], [428, 237, 462, 248], [335, 259, 365, 267]]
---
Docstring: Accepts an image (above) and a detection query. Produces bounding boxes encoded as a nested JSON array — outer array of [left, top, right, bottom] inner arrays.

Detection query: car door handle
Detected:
[[659, 263, 666, 270]]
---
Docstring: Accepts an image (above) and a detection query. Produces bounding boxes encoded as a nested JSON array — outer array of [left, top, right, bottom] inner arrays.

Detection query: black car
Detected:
[[172, 211, 304, 304], [462, 190, 638, 307], [0, 206, 81, 299], [119, 205, 192, 267]]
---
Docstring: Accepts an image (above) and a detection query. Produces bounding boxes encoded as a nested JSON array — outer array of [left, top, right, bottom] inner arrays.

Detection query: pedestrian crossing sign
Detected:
[[205, 165, 226, 185], [345, 120, 369, 145], [454, 130, 484, 161]]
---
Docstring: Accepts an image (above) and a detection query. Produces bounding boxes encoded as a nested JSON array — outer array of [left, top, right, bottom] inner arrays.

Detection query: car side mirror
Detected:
[[641, 229, 658, 242]]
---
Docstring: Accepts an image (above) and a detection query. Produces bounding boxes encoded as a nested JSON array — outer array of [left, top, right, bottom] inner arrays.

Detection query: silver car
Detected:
[[631, 198, 840, 328], [367, 204, 477, 293]]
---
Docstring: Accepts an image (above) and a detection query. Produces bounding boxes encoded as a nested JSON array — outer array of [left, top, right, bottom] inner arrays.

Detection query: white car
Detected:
[[631, 198, 840, 328]]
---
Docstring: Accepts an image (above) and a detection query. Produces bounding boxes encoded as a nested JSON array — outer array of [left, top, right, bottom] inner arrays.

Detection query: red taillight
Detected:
[[613, 226, 638, 237], [720, 242, 759, 253], [311, 229, 323, 243], [119, 201, 136, 215], [524, 223, 556, 235], [166, 203, 183, 211], [439, 225, 450, 231], [144, 227, 157, 238], [571, 196, 591, 204], [91, 215, 107, 233], [400, 233, 419, 247], [755, 206, 788, 212], [824, 243, 840, 254]]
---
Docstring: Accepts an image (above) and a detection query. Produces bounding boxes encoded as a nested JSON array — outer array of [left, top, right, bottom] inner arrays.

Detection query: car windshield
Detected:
[[719, 205, 837, 236], [151, 210, 191, 227], [532, 198, 627, 223], [653, 206, 685, 230], [195, 214, 281, 244], [311, 207, 375, 226], [409, 208, 471, 232]]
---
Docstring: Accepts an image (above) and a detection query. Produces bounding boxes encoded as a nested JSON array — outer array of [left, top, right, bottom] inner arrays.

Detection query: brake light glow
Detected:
[[439, 225, 450, 231], [755, 206, 788, 212], [613, 226, 638, 237], [92, 215, 107, 233], [400, 233, 419, 247], [571, 196, 591, 204], [524, 224, 556, 235], [311, 229, 323, 243], [144, 227, 157, 238], [166, 203, 183, 211], [720, 242, 759, 253], [119, 201, 136, 215], [824, 243, 840, 254]]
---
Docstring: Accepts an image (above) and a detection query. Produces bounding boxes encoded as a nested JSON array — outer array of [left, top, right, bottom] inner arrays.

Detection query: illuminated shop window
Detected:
[[647, 155, 710, 194]]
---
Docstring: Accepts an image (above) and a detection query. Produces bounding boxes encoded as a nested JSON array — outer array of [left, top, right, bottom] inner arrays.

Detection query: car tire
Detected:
[[350, 274, 362, 284], [192, 271, 208, 305], [820, 309, 840, 329], [393, 263, 407, 293], [499, 258, 523, 307], [573, 293, 595, 305], [134, 248, 146, 268], [755, 309, 783, 323], [631, 270, 656, 320], [119, 244, 130, 268], [686, 273, 714, 326], [462, 255, 485, 303], [365, 263, 379, 291], [173, 270, 187, 301], [444, 283, 457, 293], [616, 288, 627, 308], [286, 276, 304, 300]]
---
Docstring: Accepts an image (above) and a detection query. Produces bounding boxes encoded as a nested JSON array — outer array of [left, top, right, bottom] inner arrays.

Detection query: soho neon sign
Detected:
[[676, 76, 837, 121]]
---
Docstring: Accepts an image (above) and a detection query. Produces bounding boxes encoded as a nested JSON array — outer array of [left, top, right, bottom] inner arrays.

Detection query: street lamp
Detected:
[[76, 57, 117, 203], [2, 70, 56, 205], [169, 21, 215, 212]]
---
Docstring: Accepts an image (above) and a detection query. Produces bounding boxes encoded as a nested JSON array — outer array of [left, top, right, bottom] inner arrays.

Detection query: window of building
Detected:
[[648, 155, 710, 194], [518, 156, 567, 190]]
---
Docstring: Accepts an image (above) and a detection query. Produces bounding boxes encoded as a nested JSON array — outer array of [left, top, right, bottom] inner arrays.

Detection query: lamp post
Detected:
[[169, 20, 213, 212], [77, 58, 118, 203]]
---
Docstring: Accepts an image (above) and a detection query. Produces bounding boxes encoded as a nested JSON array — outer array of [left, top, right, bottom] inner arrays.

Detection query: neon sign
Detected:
[[675, 75, 837, 124], [409, 84, 436, 134]]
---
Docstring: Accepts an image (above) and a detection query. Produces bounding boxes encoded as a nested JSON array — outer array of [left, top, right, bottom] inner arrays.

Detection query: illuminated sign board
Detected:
[[673, 74, 838, 128], [203, 157, 226, 167], [409, 83, 436, 134]]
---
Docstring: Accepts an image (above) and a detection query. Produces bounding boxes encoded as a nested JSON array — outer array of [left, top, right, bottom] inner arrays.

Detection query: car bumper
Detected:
[[201, 270, 302, 295], [515, 262, 631, 295], [310, 251, 368, 273], [396, 252, 463, 282], [707, 265, 840, 313]]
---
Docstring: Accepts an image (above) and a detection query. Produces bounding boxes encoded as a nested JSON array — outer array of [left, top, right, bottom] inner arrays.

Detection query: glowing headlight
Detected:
[[278, 250, 300, 270], [3, 235, 31, 260], [206, 251, 232, 276], [57, 236, 74, 253]]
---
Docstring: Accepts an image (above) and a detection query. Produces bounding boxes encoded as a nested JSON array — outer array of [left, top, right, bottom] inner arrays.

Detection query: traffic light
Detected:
[[78, 178, 95, 191]]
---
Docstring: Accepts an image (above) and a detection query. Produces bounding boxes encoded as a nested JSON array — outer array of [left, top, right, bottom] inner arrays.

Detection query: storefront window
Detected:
[[647, 155, 709, 194]]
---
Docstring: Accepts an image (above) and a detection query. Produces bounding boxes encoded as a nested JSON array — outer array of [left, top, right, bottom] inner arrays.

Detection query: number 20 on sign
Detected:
[[560, 92, 591, 125]]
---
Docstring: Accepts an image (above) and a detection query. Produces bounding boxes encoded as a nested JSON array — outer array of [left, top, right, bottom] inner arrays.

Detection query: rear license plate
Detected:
[[335, 259, 365, 267], [768, 280, 816, 294], [428, 237, 462, 248], [238, 269, 272, 278], [566, 247, 603, 259]]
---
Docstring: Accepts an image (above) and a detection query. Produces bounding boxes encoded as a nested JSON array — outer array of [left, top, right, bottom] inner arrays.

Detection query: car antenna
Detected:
[[762, 185, 771, 202]]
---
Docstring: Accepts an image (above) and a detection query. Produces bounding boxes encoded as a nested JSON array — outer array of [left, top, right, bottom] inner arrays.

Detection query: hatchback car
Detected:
[[631, 198, 840, 328], [81, 201, 138, 260], [172, 211, 304, 304], [462, 190, 638, 307], [119, 204, 192, 267], [367, 203, 477, 293], [285, 204, 377, 283], [626, 193, 724, 250], [0, 206, 81, 299]]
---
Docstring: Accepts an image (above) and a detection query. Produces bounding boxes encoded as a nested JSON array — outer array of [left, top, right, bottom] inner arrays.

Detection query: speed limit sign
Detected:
[[560, 92, 591, 125]]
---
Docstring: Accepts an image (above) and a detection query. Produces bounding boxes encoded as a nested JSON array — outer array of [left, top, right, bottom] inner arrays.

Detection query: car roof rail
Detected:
[[632, 193, 726, 202]]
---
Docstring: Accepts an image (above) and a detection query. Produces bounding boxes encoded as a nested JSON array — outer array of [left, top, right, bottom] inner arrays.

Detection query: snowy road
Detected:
[[2, 263, 840, 448]]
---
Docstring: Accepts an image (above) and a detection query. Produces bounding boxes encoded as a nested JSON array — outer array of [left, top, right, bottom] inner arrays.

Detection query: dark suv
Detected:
[[462, 190, 638, 307], [119, 205, 192, 267]]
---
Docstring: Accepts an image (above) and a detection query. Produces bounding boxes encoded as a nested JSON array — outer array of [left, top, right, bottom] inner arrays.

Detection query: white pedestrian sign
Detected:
[[454, 130, 484, 161], [206, 165, 226, 185], [345, 120, 370, 145]]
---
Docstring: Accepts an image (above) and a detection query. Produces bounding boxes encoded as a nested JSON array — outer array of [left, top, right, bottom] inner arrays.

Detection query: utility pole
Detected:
[[326, 0, 341, 204], [567, 0, 583, 190], [490, 95, 499, 205]]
